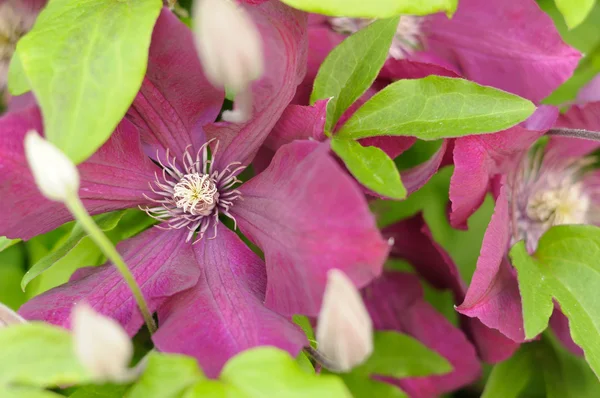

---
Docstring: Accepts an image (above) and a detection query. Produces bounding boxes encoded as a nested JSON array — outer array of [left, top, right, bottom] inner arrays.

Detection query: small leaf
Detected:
[[221, 347, 351, 397], [511, 225, 600, 380], [331, 137, 406, 199], [310, 17, 399, 132], [554, 0, 595, 29], [0, 323, 90, 387], [336, 76, 536, 140], [278, 0, 457, 18], [0, 237, 21, 253], [1, 387, 64, 398], [182, 380, 241, 398], [16, 0, 162, 163], [7, 51, 30, 96], [70, 385, 131, 398], [21, 211, 126, 290], [126, 352, 205, 398], [482, 345, 535, 398], [356, 331, 452, 378], [340, 375, 408, 398]]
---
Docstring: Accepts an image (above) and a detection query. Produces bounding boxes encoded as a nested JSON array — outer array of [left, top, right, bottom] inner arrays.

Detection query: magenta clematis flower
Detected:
[[362, 270, 481, 397], [4, 3, 389, 376], [452, 102, 600, 351], [301, 0, 579, 105]]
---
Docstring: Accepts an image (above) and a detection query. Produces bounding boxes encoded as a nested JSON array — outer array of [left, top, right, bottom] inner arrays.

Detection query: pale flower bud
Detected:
[[316, 269, 373, 372], [193, 0, 263, 123], [0, 302, 26, 327], [24, 130, 80, 203], [72, 303, 134, 382]]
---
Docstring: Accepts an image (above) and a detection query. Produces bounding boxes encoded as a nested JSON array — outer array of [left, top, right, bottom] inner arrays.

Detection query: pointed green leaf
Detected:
[[310, 17, 399, 131], [7, 51, 30, 96], [511, 225, 600, 380], [336, 76, 536, 140], [554, 0, 595, 29], [278, 0, 457, 18], [221, 347, 351, 397], [356, 331, 452, 378], [15, 0, 162, 163], [331, 137, 406, 199], [0, 237, 21, 253], [482, 345, 535, 398], [0, 323, 90, 387]]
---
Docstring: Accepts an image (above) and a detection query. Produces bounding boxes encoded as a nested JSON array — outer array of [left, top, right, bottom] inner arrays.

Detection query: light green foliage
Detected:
[[331, 137, 406, 199], [0, 323, 91, 387], [554, 0, 595, 28], [0, 237, 21, 253], [278, 0, 457, 18], [311, 17, 399, 132], [337, 76, 536, 140], [482, 345, 535, 398], [511, 225, 600, 380], [12, 0, 161, 163]]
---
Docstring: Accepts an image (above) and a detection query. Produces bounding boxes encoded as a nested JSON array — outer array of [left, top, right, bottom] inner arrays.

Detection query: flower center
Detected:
[[173, 173, 219, 216], [526, 181, 590, 227], [328, 16, 423, 60], [142, 140, 243, 243]]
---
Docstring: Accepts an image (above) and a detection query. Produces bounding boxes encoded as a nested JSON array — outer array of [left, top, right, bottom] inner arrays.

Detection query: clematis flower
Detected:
[[453, 102, 600, 351], [300, 0, 579, 105], [3, 3, 388, 377], [361, 270, 481, 397]]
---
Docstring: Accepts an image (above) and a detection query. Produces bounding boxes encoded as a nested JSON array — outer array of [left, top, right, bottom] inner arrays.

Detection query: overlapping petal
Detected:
[[19, 228, 198, 335], [232, 140, 388, 316], [153, 224, 307, 377], [207, 0, 308, 169], [127, 8, 224, 161], [364, 271, 481, 397], [0, 105, 159, 240]]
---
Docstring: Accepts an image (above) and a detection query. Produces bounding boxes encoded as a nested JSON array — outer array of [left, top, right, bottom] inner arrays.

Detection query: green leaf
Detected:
[[70, 385, 131, 398], [340, 375, 407, 398], [21, 211, 126, 290], [127, 352, 205, 398], [511, 225, 600, 380], [336, 76, 536, 140], [482, 345, 535, 398], [0, 323, 90, 387], [278, 0, 457, 18], [554, 0, 595, 29], [331, 137, 406, 199], [310, 17, 399, 131], [1, 387, 64, 398], [356, 331, 452, 378], [220, 347, 351, 397], [0, 237, 21, 253], [510, 242, 554, 338], [182, 380, 244, 398], [15, 0, 161, 163], [7, 51, 30, 96]]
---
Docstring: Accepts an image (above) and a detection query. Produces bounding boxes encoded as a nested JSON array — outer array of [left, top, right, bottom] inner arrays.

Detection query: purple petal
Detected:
[[19, 228, 198, 335], [153, 224, 307, 378], [380, 57, 460, 81], [206, 1, 308, 169], [450, 106, 558, 228], [364, 272, 481, 397], [401, 140, 448, 196], [426, 0, 580, 102], [127, 8, 224, 161], [264, 100, 328, 151], [456, 184, 526, 342], [0, 106, 159, 240], [463, 317, 520, 363], [548, 102, 600, 159], [550, 307, 583, 356], [233, 140, 388, 316]]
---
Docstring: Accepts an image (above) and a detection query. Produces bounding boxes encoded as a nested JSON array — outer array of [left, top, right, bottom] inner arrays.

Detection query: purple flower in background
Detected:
[[452, 102, 600, 352], [2, 3, 389, 377]]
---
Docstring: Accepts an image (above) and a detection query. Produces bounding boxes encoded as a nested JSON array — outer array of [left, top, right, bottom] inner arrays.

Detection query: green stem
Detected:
[[65, 195, 157, 334]]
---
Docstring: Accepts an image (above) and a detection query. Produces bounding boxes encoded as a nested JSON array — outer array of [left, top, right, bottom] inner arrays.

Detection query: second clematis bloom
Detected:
[[3, 3, 389, 377]]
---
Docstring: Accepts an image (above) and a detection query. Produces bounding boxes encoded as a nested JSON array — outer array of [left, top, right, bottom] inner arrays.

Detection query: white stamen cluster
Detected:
[[511, 152, 597, 251], [328, 16, 424, 60], [143, 140, 243, 243]]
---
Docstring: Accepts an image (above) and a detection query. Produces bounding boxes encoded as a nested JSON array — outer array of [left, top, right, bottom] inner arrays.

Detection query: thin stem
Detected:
[[304, 346, 342, 372], [547, 128, 600, 142], [65, 195, 157, 334]]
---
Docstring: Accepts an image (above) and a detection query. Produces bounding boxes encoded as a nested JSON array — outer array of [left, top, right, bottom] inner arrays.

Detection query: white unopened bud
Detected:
[[193, 0, 263, 123], [316, 269, 373, 372], [0, 302, 26, 327], [72, 303, 134, 382], [24, 130, 80, 202]]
